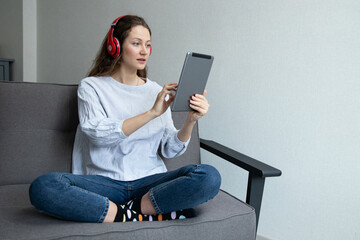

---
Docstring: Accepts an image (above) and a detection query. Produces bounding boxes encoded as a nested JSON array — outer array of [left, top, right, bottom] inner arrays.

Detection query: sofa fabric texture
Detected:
[[0, 81, 256, 240]]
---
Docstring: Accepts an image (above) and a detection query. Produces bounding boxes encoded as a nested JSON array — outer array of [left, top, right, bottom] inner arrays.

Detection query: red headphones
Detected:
[[107, 15, 152, 58]]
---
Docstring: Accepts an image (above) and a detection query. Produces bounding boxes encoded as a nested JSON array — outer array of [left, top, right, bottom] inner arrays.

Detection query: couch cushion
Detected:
[[0, 184, 256, 240], [0, 82, 78, 185]]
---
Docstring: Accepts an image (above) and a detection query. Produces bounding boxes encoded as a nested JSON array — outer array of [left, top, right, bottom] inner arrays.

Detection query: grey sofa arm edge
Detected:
[[200, 138, 282, 232]]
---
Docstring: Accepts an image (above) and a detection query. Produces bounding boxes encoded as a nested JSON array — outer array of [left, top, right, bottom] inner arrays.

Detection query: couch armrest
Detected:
[[200, 139, 281, 177], [200, 138, 282, 231]]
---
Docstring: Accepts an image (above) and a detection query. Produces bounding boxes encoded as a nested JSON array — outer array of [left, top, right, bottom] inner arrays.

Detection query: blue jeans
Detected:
[[29, 164, 221, 223]]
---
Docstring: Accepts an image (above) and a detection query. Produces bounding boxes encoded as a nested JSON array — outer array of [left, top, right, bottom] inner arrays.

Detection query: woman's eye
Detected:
[[133, 42, 140, 46], [146, 44, 152, 48]]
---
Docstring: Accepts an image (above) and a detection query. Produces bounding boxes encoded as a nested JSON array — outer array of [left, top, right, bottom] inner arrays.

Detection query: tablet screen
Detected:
[[171, 52, 214, 112]]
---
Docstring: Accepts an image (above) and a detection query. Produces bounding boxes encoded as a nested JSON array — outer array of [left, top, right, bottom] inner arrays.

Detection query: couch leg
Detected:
[[246, 173, 265, 232]]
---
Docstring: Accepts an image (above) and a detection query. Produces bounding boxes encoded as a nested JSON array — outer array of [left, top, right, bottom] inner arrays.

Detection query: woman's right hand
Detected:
[[150, 83, 178, 117], [123, 83, 177, 136]]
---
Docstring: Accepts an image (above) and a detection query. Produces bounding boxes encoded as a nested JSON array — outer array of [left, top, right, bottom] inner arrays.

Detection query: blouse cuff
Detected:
[[174, 130, 191, 148], [115, 120, 128, 139]]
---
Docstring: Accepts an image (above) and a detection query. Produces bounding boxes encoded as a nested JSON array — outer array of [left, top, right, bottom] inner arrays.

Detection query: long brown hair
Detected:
[[87, 15, 152, 78]]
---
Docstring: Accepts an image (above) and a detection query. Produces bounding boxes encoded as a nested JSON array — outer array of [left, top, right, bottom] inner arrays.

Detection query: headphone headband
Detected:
[[112, 15, 132, 26]]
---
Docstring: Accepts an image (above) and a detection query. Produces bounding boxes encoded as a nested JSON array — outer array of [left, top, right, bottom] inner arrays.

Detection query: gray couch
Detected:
[[0, 81, 281, 240]]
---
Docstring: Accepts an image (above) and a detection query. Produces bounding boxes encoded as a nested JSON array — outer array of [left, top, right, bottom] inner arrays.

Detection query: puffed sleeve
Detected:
[[77, 81, 127, 147], [160, 108, 190, 158]]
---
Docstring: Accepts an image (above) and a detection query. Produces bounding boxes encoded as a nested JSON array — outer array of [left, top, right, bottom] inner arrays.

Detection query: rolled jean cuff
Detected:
[[146, 164, 221, 215], [98, 197, 110, 223], [149, 189, 163, 214]]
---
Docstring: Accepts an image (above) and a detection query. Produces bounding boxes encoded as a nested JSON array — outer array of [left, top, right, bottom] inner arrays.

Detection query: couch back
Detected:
[[0, 82, 200, 185]]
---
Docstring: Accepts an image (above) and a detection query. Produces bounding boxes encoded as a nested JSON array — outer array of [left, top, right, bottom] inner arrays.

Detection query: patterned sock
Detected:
[[115, 199, 197, 222], [153, 208, 197, 221], [123, 198, 142, 213], [114, 203, 145, 222]]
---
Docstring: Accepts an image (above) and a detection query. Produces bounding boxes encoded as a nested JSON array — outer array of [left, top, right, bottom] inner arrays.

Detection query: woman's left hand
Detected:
[[188, 90, 209, 122], [177, 90, 209, 142]]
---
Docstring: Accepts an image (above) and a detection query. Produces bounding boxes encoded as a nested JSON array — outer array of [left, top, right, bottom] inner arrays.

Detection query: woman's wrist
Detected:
[[186, 113, 198, 125], [147, 109, 160, 119], [177, 115, 196, 142]]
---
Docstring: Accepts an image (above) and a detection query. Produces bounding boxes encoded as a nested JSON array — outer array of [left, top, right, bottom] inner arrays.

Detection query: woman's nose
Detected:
[[140, 44, 148, 55]]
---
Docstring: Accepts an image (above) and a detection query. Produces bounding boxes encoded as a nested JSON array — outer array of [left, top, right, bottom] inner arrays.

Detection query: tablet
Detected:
[[171, 52, 214, 112]]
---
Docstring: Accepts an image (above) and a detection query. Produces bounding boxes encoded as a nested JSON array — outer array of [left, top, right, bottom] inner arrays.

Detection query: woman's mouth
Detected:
[[137, 58, 146, 64]]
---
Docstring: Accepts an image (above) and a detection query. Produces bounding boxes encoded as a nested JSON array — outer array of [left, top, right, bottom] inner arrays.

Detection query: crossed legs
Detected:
[[29, 164, 221, 223]]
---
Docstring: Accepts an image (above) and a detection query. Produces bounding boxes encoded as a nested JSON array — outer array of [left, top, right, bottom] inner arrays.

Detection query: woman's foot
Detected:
[[114, 200, 196, 222]]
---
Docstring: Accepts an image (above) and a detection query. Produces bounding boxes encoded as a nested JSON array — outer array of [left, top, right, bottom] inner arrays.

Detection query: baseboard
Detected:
[[257, 234, 273, 240]]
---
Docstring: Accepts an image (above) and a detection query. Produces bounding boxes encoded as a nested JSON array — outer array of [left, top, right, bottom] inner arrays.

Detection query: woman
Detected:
[[29, 15, 221, 223]]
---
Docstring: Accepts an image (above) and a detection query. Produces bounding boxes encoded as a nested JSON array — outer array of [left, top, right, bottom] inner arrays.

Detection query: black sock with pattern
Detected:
[[157, 208, 197, 221], [123, 198, 142, 213], [115, 199, 197, 222], [114, 203, 147, 222]]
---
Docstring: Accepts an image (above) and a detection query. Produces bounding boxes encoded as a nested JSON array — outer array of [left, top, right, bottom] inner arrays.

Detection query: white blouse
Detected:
[[72, 76, 190, 181]]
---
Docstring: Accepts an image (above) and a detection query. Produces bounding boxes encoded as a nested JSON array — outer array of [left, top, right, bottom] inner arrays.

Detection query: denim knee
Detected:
[[198, 164, 222, 199], [29, 172, 63, 211]]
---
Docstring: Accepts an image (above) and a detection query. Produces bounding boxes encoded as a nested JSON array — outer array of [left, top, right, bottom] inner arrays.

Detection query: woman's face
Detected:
[[120, 25, 151, 71]]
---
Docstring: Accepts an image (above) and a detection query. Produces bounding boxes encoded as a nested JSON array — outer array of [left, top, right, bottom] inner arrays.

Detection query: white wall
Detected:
[[23, 0, 37, 83], [35, 0, 360, 239]]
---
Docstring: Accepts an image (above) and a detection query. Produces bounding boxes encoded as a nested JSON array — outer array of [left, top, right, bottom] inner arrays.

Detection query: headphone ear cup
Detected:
[[112, 37, 120, 58], [107, 28, 118, 57], [107, 15, 133, 58], [107, 26, 121, 58]]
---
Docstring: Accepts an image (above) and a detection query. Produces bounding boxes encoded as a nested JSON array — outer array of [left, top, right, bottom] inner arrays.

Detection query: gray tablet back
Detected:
[[171, 52, 214, 112]]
